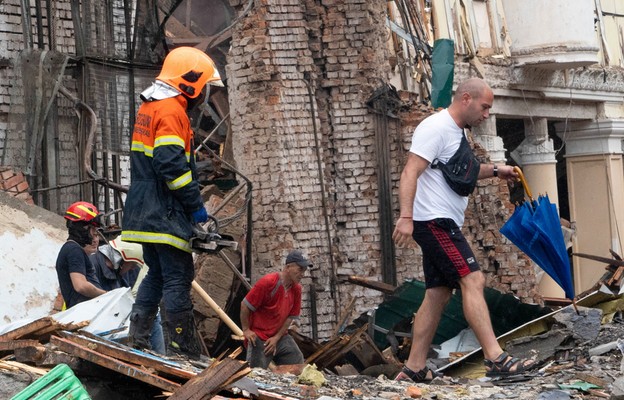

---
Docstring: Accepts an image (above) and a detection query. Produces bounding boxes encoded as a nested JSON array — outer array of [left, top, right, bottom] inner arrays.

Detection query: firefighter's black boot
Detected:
[[128, 304, 158, 350], [166, 310, 202, 360]]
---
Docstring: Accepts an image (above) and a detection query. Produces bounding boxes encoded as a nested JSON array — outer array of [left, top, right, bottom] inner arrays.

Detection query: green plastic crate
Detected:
[[11, 363, 91, 400]]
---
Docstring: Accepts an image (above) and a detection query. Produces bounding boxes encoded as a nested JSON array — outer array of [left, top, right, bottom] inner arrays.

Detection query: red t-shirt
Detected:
[[243, 272, 301, 341]]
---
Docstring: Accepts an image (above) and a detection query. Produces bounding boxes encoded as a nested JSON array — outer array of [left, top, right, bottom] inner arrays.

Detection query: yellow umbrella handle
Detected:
[[513, 166, 533, 201]]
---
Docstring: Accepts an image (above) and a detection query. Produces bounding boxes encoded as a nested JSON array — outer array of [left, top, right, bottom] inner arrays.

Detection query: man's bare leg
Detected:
[[404, 286, 452, 374], [460, 271, 534, 375], [459, 271, 502, 361]]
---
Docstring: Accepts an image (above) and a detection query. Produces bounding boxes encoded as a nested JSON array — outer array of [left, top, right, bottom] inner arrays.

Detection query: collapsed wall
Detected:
[[0, 189, 66, 324]]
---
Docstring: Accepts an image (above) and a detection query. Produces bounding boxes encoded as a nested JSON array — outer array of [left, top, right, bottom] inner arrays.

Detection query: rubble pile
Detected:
[[1, 296, 624, 399], [249, 309, 624, 400]]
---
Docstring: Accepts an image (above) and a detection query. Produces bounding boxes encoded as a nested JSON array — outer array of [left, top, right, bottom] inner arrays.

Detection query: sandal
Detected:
[[484, 351, 535, 377], [394, 365, 439, 383]]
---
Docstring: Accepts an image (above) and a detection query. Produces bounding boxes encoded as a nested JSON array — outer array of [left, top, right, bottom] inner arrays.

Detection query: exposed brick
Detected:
[[0, 168, 14, 180], [1, 172, 23, 190], [15, 180, 29, 193]]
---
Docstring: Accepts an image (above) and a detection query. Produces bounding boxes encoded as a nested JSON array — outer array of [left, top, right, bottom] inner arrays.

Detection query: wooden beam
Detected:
[[573, 252, 624, 266], [332, 296, 356, 338], [58, 331, 196, 380], [0, 317, 54, 341], [346, 276, 396, 295], [14, 345, 81, 368], [0, 360, 48, 376], [50, 336, 182, 392], [168, 357, 250, 400], [0, 339, 40, 351]]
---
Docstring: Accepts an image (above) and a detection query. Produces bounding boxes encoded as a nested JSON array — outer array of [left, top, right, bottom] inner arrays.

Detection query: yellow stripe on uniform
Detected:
[[121, 231, 191, 253], [166, 170, 192, 190], [154, 135, 185, 148], [131, 141, 154, 157]]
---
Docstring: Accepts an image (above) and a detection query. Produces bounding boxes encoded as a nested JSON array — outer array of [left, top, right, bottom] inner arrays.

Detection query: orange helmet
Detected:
[[156, 47, 223, 99], [64, 201, 101, 226]]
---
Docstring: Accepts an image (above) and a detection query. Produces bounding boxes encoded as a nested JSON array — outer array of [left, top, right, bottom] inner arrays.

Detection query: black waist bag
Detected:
[[431, 134, 480, 197]]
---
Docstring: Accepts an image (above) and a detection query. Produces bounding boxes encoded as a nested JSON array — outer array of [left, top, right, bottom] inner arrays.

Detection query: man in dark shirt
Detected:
[[55, 201, 106, 308]]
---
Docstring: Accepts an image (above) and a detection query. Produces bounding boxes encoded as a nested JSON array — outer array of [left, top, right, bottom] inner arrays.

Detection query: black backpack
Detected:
[[430, 134, 480, 197]]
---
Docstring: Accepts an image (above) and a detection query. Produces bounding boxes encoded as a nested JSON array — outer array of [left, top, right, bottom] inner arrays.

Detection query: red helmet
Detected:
[[64, 201, 101, 226]]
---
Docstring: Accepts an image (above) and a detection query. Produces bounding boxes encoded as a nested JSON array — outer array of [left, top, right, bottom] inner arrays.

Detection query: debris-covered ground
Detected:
[[2, 307, 623, 399], [248, 311, 624, 400]]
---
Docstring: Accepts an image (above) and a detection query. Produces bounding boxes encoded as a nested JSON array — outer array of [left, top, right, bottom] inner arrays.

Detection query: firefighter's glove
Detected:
[[191, 207, 209, 223]]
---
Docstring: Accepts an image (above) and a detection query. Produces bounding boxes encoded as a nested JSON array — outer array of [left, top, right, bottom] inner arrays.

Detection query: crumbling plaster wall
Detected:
[[227, 0, 541, 340]]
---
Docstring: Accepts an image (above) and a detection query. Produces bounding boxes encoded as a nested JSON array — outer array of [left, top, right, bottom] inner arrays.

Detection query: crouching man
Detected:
[[240, 250, 311, 368]]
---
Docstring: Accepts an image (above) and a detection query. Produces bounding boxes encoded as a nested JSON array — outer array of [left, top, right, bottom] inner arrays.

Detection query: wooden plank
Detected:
[[0, 360, 48, 376], [305, 335, 344, 365], [306, 324, 368, 368], [59, 331, 196, 380], [322, 325, 369, 367], [346, 276, 396, 295], [0, 339, 40, 351], [13, 345, 48, 363], [0, 317, 54, 341], [50, 336, 181, 392], [14, 345, 81, 368], [608, 266, 624, 286], [609, 249, 622, 261], [572, 252, 624, 267], [168, 357, 249, 400], [332, 296, 356, 338]]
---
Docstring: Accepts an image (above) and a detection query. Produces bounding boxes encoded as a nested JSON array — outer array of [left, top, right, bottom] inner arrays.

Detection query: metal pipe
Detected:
[[218, 251, 252, 290], [20, 0, 33, 50], [34, 0, 44, 49], [58, 85, 129, 193], [304, 74, 340, 322], [309, 283, 318, 341], [211, 182, 245, 216]]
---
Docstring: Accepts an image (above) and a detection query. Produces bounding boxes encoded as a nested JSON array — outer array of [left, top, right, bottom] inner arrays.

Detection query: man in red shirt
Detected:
[[240, 250, 312, 368]]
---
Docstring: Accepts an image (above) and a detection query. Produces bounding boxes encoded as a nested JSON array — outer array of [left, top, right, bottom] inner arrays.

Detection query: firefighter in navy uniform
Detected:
[[121, 47, 223, 360]]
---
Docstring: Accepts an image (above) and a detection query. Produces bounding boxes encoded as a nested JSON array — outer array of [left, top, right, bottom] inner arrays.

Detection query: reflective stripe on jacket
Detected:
[[121, 95, 202, 253]]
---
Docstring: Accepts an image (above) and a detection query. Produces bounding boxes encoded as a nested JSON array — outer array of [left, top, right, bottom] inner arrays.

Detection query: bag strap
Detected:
[[430, 133, 470, 169]]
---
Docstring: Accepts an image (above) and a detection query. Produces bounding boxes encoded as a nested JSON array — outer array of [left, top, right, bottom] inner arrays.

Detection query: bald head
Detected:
[[453, 78, 491, 103], [448, 78, 494, 128]]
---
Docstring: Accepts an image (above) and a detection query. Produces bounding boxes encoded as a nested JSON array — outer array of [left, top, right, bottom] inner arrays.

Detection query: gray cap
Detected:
[[286, 250, 313, 269]]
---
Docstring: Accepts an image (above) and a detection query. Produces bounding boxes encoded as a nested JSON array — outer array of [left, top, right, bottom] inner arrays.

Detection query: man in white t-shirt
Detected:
[[392, 78, 535, 382]]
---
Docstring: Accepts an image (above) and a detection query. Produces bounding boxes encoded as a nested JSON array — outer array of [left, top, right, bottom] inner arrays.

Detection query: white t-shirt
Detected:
[[410, 109, 470, 227]]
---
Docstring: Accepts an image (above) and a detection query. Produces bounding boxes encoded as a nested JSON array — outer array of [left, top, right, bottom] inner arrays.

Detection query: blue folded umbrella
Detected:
[[500, 170, 575, 301]]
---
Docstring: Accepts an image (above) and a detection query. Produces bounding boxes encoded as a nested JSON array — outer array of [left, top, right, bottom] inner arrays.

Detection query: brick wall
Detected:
[[227, 0, 412, 339], [227, 0, 540, 339], [0, 167, 34, 204]]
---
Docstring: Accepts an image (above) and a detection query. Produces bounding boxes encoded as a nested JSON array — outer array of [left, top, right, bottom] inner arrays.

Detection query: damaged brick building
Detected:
[[3, 0, 623, 348]]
